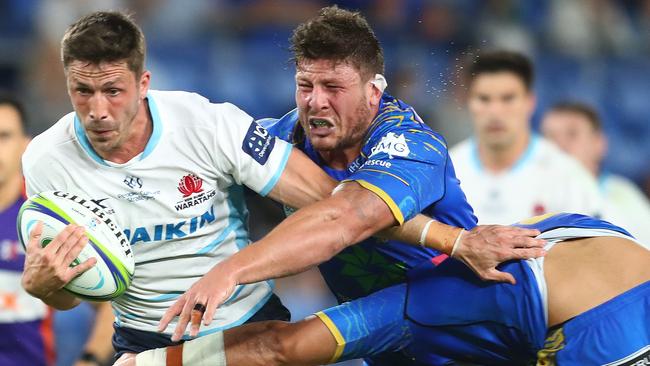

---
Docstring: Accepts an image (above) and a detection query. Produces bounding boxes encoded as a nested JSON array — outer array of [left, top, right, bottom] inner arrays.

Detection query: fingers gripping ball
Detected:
[[18, 191, 134, 301]]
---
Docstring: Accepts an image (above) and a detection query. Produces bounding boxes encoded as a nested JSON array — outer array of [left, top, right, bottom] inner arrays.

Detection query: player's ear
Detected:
[[138, 70, 151, 98]]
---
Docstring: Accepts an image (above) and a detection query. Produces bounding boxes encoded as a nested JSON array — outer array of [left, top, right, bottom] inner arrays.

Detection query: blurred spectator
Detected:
[[542, 101, 650, 246], [546, 0, 637, 58], [0, 93, 53, 366], [449, 51, 602, 224]]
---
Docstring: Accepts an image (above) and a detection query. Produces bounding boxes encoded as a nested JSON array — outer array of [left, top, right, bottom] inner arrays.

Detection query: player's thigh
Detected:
[[314, 284, 412, 364]]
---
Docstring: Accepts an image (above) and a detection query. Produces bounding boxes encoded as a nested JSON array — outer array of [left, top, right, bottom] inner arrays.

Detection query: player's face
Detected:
[[66, 60, 150, 156], [295, 59, 377, 151], [0, 104, 28, 185], [541, 111, 605, 169], [468, 72, 535, 150]]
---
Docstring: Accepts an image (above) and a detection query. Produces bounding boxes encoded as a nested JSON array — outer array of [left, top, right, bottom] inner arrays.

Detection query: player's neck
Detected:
[[318, 143, 363, 170], [100, 101, 153, 164], [0, 174, 23, 212], [479, 132, 531, 173]]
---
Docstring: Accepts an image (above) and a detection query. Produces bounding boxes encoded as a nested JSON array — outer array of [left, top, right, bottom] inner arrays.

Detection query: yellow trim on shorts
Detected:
[[315, 311, 346, 363], [349, 179, 405, 225]]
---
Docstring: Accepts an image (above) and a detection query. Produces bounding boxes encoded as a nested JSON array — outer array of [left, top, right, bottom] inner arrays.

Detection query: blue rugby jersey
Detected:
[[259, 93, 477, 303]]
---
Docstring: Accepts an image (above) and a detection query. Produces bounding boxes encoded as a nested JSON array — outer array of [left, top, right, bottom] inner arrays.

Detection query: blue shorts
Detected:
[[538, 280, 650, 366], [112, 293, 289, 359], [315, 284, 452, 366]]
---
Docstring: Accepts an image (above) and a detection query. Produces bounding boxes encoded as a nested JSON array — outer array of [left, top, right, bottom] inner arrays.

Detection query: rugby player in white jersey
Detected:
[[541, 101, 650, 245], [450, 50, 602, 224], [19, 11, 543, 362]]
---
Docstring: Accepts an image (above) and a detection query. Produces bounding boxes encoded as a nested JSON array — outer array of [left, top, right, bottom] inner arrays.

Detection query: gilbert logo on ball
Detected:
[[17, 191, 135, 301]]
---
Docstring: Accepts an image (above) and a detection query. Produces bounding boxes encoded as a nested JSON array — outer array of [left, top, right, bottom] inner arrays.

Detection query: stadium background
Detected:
[[1, 0, 649, 365]]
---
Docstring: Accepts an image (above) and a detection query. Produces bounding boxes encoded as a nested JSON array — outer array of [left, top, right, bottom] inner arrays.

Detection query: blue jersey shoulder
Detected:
[[257, 108, 299, 143], [361, 94, 448, 162]]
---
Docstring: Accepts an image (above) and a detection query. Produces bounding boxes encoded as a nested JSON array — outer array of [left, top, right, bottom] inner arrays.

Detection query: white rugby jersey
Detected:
[[450, 135, 601, 224], [599, 174, 650, 247], [22, 90, 293, 336]]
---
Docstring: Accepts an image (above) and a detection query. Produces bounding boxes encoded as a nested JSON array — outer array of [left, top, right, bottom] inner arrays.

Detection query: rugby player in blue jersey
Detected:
[[159, 6, 546, 365], [134, 213, 650, 366]]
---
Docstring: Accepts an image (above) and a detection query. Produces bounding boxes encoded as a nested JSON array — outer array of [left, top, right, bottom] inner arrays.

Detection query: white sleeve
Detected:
[[212, 103, 292, 195], [22, 150, 51, 197], [562, 160, 603, 218]]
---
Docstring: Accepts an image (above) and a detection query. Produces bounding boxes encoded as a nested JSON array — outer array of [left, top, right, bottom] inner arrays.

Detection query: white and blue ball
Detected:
[[17, 191, 134, 301]]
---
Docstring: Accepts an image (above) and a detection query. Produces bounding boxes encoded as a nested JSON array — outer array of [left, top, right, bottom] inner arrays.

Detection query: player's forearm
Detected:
[[224, 192, 392, 285], [379, 215, 461, 254], [40, 289, 81, 310]]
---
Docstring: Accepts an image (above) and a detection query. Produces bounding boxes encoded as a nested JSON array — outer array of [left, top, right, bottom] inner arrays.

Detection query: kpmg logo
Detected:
[[370, 133, 410, 159], [123, 175, 143, 189], [242, 122, 275, 165]]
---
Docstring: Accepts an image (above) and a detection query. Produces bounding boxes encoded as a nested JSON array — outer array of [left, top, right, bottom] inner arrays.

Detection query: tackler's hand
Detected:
[[451, 225, 546, 285], [158, 266, 237, 342]]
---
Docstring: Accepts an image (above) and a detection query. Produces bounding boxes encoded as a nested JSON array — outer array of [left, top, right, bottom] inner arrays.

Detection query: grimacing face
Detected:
[[0, 104, 28, 185], [295, 59, 379, 152], [468, 72, 535, 150], [66, 60, 150, 157], [541, 110, 605, 170]]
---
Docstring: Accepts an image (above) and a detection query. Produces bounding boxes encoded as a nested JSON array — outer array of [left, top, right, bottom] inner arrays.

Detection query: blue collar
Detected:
[[74, 92, 163, 166]]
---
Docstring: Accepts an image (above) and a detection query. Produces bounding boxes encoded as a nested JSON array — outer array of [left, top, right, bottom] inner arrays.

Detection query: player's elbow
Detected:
[[322, 198, 377, 254]]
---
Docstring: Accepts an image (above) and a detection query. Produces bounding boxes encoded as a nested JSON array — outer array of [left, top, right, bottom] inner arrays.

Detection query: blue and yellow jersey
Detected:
[[259, 93, 477, 303]]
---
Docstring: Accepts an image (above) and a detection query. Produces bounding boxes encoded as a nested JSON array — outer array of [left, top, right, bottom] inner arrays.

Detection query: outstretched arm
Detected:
[[267, 150, 545, 278]]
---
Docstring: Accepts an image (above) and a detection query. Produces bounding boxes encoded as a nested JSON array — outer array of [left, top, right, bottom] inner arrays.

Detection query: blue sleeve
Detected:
[[256, 108, 299, 142], [346, 128, 448, 224]]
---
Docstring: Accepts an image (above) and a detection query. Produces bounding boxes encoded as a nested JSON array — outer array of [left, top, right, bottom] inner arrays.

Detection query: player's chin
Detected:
[[309, 136, 339, 151]]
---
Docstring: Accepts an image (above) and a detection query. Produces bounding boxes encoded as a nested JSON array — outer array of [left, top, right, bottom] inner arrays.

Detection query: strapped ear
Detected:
[[369, 74, 387, 106]]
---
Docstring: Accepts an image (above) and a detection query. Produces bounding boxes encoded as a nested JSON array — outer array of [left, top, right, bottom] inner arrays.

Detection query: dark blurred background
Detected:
[[2, 0, 650, 189]]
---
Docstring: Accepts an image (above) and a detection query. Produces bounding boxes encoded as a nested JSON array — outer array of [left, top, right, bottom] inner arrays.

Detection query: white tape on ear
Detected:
[[370, 74, 388, 93]]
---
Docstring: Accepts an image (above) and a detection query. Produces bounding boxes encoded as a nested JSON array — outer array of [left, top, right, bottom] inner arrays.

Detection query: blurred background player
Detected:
[[541, 101, 650, 245], [0, 93, 54, 366], [133, 213, 650, 365], [450, 50, 602, 224]]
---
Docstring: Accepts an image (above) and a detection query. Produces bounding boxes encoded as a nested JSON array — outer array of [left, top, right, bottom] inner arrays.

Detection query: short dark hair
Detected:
[[0, 92, 27, 133], [467, 50, 534, 90], [547, 101, 602, 131], [61, 11, 146, 75], [290, 5, 384, 80]]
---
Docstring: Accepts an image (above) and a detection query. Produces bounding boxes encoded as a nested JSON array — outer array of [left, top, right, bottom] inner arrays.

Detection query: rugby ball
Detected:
[[17, 191, 134, 301]]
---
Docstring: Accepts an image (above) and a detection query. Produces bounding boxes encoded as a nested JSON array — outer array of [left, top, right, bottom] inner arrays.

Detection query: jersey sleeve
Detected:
[[561, 159, 603, 218], [212, 103, 293, 196], [345, 129, 449, 224]]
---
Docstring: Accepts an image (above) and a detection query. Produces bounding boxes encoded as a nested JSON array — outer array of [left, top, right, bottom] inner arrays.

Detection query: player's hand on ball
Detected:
[[21, 222, 97, 299], [158, 267, 237, 342], [452, 225, 546, 285]]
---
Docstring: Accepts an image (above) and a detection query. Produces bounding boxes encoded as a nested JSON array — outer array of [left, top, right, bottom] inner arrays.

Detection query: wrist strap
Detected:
[[450, 229, 465, 257], [418, 219, 435, 248]]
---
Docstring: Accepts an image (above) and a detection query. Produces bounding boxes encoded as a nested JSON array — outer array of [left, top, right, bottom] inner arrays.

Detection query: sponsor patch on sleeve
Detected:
[[242, 121, 276, 165]]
